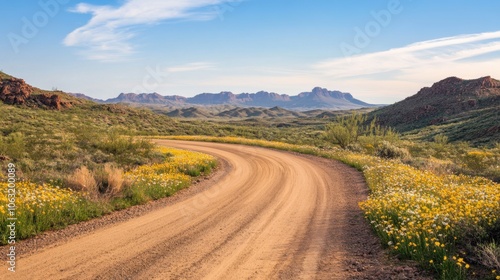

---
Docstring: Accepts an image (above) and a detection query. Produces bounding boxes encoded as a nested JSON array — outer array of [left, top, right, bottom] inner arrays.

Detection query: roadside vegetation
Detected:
[[324, 114, 500, 183], [0, 146, 216, 245]]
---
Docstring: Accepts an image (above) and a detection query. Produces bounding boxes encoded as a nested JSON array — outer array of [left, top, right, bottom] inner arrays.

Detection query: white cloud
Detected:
[[64, 0, 240, 61], [314, 31, 500, 78], [306, 31, 500, 103], [166, 62, 214, 73]]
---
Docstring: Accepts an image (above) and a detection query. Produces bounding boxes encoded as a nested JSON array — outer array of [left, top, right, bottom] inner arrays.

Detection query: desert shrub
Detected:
[[477, 241, 500, 271], [376, 141, 411, 160], [0, 132, 26, 160], [92, 164, 131, 197], [90, 164, 131, 198], [327, 114, 400, 149], [408, 157, 457, 176], [104, 164, 126, 196], [66, 166, 99, 198], [346, 143, 363, 153], [462, 150, 496, 171], [326, 124, 353, 149], [94, 134, 161, 167], [326, 114, 367, 149], [483, 166, 500, 183]]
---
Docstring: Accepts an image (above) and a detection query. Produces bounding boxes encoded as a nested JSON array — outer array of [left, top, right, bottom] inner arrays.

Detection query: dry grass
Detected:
[[477, 241, 500, 270], [104, 163, 127, 197], [423, 157, 456, 176], [66, 164, 129, 199], [66, 166, 98, 198]]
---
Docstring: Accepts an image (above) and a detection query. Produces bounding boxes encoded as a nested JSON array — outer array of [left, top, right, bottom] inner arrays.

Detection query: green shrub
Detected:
[[376, 141, 411, 160], [0, 132, 26, 160]]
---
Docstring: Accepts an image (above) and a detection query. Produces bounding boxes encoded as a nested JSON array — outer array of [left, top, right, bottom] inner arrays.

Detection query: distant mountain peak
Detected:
[[70, 87, 375, 110], [311, 86, 327, 93], [477, 76, 500, 88], [436, 76, 463, 84]]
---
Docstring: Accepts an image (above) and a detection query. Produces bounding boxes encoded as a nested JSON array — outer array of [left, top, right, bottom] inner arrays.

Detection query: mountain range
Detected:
[[1, 70, 498, 144], [76, 87, 376, 110]]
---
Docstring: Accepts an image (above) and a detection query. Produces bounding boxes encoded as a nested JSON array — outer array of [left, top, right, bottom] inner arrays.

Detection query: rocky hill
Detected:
[[166, 107, 214, 118], [0, 75, 76, 110], [216, 106, 306, 118], [106, 92, 180, 105], [371, 76, 500, 144], [82, 87, 375, 110]]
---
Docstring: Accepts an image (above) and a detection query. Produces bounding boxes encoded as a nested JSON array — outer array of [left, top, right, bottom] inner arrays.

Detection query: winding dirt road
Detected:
[[8, 141, 385, 279]]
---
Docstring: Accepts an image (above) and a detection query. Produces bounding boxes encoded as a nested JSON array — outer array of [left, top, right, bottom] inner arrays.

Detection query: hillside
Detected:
[[166, 107, 214, 118], [216, 106, 306, 118], [0, 71, 187, 182], [77, 87, 376, 110], [371, 76, 500, 145]]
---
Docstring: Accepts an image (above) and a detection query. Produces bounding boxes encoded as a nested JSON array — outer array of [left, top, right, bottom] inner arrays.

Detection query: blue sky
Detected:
[[2, 0, 500, 103]]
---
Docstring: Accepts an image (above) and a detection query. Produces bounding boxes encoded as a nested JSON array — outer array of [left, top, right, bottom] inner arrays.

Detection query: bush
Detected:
[[407, 157, 458, 176], [105, 164, 124, 195], [66, 164, 131, 199], [477, 241, 500, 271], [326, 114, 400, 150], [463, 150, 496, 171], [346, 143, 363, 153], [0, 132, 26, 160], [376, 141, 411, 160], [326, 124, 352, 149], [95, 134, 157, 167], [66, 166, 99, 198]]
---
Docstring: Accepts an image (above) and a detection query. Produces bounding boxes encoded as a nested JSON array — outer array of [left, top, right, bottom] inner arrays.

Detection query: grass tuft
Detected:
[[66, 166, 99, 198]]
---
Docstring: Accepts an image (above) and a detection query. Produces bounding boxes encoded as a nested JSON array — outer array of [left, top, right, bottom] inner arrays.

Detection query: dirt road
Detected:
[[6, 141, 424, 279]]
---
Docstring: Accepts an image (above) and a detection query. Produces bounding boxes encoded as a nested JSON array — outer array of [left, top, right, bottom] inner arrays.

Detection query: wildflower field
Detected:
[[120, 147, 217, 204], [0, 147, 216, 245], [159, 136, 500, 279], [360, 162, 500, 279], [0, 181, 103, 244]]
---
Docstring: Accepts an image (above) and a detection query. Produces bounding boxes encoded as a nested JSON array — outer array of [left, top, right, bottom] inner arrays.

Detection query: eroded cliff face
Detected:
[[0, 78, 71, 109]]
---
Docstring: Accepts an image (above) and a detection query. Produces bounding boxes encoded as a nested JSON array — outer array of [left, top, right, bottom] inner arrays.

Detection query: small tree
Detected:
[[376, 141, 411, 160], [326, 114, 399, 149], [326, 113, 366, 149], [326, 123, 352, 149]]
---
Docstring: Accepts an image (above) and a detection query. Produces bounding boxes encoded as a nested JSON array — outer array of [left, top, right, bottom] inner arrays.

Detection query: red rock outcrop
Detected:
[[0, 78, 71, 109], [0, 78, 34, 105]]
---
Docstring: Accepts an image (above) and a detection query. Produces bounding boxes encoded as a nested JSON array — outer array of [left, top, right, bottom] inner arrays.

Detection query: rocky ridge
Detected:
[[0, 77, 72, 110], [83, 87, 375, 110]]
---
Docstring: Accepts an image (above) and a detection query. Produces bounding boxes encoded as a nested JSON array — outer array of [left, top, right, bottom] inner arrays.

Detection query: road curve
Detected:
[[10, 140, 371, 280]]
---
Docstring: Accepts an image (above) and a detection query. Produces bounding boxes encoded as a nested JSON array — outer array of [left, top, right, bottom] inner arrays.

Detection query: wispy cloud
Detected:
[[64, 0, 240, 61], [166, 62, 214, 73], [314, 31, 500, 78]]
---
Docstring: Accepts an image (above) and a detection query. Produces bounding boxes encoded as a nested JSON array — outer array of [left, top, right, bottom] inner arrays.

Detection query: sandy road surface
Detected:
[[7, 140, 374, 280]]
